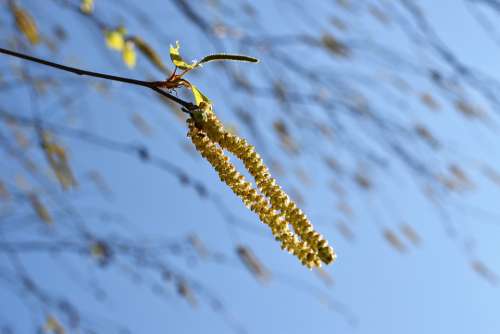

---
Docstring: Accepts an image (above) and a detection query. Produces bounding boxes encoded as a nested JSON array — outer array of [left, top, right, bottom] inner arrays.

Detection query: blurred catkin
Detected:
[[10, 2, 40, 45]]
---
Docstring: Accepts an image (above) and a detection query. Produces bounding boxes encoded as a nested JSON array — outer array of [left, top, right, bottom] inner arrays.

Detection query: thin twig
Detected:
[[0, 47, 194, 111]]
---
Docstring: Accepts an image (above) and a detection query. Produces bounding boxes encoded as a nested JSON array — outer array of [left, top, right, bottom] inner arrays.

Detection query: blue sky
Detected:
[[1, 1, 500, 333]]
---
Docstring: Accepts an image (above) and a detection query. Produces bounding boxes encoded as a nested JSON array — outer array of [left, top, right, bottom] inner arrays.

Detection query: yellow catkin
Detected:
[[204, 109, 334, 264], [187, 106, 336, 267]]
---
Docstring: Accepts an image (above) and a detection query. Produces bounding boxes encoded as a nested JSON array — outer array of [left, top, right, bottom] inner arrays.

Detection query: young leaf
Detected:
[[105, 27, 126, 51], [190, 84, 210, 106], [189, 85, 211, 124], [169, 41, 195, 70], [122, 40, 137, 68]]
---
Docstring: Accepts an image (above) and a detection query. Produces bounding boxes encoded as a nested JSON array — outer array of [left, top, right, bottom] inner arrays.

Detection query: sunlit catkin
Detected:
[[187, 105, 336, 267]]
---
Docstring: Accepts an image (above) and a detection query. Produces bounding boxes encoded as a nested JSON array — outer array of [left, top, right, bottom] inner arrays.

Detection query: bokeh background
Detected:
[[1, 0, 499, 333]]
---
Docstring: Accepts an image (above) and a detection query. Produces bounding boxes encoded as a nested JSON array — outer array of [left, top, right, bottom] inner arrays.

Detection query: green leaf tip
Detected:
[[169, 40, 196, 70]]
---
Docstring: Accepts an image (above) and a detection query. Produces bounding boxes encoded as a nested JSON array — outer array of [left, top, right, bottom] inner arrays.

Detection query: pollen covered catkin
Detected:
[[187, 104, 336, 268]]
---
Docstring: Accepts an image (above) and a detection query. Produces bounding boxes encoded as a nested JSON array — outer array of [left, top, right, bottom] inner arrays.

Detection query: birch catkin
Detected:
[[187, 104, 336, 268]]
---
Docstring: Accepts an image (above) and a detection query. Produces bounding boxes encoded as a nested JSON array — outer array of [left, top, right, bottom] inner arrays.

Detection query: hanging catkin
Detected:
[[187, 103, 335, 268]]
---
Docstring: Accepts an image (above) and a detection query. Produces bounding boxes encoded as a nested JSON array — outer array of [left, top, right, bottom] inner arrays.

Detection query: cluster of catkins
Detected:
[[187, 102, 336, 268]]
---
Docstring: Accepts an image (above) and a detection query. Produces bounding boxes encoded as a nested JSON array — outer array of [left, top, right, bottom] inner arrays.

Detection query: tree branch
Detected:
[[0, 47, 194, 111]]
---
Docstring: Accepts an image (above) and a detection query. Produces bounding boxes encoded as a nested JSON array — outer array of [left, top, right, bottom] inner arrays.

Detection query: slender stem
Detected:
[[0, 47, 194, 110]]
